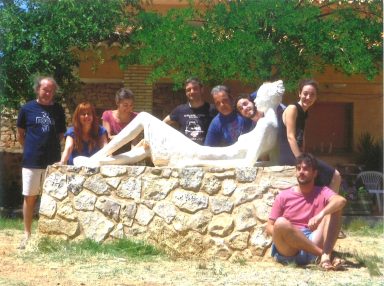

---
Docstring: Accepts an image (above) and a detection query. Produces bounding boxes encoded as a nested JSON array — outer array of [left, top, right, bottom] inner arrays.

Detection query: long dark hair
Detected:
[[72, 102, 99, 152]]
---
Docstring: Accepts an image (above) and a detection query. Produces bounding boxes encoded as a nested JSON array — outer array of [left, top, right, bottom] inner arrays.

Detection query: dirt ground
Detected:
[[0, 228, 383, 286]]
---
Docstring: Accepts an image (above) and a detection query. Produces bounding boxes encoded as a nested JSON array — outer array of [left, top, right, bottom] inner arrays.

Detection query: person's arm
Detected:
[[266, 219, 275, 236], [307, 194, 347, 231], [204, 118, 222, 146], [98, 125, 109, 148], [101, 111, 114, 141], [57, 105, 67, 142], [163, 114, 179, 129], [60, 136, 74, 165], [102, 120, 114, 141], [266, 189, 283, 237], [58, 133, 64, 142], [283, 105, 302, 157], [17, 127, 25, 147], [100, 133, 108, 147]]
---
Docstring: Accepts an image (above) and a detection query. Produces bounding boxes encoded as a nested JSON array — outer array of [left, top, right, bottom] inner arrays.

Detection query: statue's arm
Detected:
[[241, 109, 278, 165]]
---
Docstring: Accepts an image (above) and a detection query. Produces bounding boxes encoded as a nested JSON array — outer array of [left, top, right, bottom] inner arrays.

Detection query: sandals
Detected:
[[319, 258, 346, 271], [332, 257, 346, 270], [338, 230, 347, 239], [17, 236, 30, 250], [319, 259, 334, 271]]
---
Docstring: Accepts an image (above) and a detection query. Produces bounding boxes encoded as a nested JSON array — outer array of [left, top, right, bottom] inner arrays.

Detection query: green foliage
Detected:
[[123, 0, 382, 90], [356, 132, 383, 172], [357, 186, 368, 195], [37, 237, 163, 259], [0, 217, 23, 230], [0, 0, 142, 108], [1, 0, 381, 105]]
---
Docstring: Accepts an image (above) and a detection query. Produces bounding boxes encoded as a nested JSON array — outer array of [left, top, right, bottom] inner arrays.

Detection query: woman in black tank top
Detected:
[[280, 79, 341, 193]]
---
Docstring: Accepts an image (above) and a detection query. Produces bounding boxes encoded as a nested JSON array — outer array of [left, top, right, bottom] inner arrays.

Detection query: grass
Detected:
[[0, 217, 24, 230], [341, 218, 383, 277], [353, 251, 382, 276], [37, 236, 163, 259], [1, 216, 382, 275], [343, 218, 383, 237], [232, 257, 247, 266], [0, 216, 163, 262]]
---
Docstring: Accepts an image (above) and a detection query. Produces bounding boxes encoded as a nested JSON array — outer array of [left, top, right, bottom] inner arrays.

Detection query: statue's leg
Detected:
[[72, 146, 149, 168], [98, 146, 150, 165], [73, 155, 100, 167]]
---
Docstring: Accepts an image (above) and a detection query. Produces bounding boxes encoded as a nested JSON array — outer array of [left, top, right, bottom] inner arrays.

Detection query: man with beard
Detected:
[[236, 95, 283, 163], [266, 153, 346, 270], [236, 96, 264, 125], [204, 85, 253, 147]]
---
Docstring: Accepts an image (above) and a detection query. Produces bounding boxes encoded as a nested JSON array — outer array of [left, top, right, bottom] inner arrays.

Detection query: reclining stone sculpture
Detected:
[[74, 80, 285, 168]]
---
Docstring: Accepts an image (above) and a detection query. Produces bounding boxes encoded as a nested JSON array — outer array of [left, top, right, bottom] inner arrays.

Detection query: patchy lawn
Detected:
[[0, 225, 382, 286]]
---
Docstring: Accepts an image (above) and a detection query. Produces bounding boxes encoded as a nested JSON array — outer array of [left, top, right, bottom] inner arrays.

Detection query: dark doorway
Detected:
[[305, 102, 353, 154]]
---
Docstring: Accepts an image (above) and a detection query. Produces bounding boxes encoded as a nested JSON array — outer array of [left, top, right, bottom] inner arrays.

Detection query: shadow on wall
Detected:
[[0, 152, 23, 214]]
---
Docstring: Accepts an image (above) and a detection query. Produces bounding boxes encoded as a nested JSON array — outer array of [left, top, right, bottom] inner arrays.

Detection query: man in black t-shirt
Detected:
[[17, 76, 66, 249], [163, 77, 216, 145]]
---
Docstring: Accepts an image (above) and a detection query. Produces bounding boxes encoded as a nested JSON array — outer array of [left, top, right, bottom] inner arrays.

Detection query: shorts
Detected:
[[22, 168, 46, 196], [315, 159, 335, 187], [271, 228, 318, 265]]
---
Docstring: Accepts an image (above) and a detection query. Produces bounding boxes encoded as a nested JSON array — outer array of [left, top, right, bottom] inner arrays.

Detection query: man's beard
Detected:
[[297, 176, 313, 185], [248, 107, 257, 119]]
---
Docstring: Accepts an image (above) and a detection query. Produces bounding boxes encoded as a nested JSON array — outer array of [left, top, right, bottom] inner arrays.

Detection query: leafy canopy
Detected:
[[0, 0, 382, 107], [122, 0, 382, 90], [0, 0, 141, 108]]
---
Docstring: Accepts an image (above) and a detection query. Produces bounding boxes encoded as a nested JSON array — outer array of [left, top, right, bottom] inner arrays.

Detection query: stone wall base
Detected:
[[38, 165, 296, 261]]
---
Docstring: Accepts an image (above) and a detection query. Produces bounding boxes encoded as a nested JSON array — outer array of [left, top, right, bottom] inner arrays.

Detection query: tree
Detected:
[[122, 0, 382, 90], [0, 0, 142, 108], [1, 0, 381, 107]]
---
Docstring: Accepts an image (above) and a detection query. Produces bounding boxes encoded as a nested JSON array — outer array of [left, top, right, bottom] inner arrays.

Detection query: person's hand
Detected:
[[307, 211, 324, 231]]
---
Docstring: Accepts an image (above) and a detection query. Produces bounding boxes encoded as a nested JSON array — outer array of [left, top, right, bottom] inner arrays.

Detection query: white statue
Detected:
[[73, 80, 285, 168]]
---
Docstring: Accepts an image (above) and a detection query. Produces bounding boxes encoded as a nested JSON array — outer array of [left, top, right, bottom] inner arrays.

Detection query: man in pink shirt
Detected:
[[266, 153, 346, 270]]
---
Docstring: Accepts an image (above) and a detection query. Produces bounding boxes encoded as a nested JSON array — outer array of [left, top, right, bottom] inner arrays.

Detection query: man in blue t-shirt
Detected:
[[204, 85, 253, 147], [163, 77, 217, 145], [16, 76, 66, 249]]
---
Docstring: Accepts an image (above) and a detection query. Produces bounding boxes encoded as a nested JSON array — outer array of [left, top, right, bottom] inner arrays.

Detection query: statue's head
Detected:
[[254, 80, 284, 113]]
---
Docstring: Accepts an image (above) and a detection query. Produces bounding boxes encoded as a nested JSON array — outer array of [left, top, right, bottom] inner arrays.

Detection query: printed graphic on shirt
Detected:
[[185, 119, 204, 139], [36, 112, 54, 132]]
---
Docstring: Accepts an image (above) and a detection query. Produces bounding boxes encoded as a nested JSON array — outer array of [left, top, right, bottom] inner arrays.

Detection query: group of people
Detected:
[[16, 76, 140, 249], [17, 75, 346, 271]]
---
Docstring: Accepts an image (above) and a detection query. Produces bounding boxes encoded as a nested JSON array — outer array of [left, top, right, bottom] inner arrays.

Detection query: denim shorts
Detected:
[[271, 228, 318, 265]]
